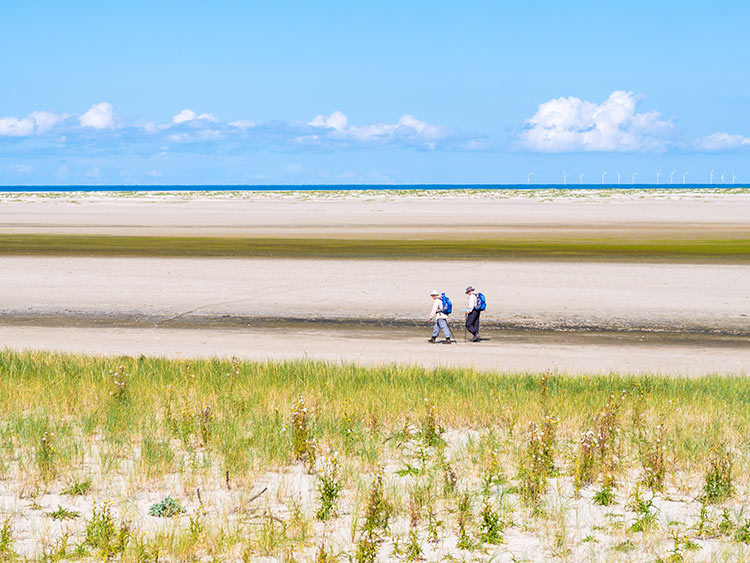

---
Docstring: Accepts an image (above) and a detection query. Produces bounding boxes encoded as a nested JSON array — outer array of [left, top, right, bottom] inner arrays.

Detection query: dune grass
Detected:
[[0, 350, 748, 560], [0, 233, 749, 262]]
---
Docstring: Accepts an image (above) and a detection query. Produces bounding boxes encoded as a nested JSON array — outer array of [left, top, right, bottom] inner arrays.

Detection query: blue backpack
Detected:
[[476, 292, 487, 311], [440, 293, 453, 315]]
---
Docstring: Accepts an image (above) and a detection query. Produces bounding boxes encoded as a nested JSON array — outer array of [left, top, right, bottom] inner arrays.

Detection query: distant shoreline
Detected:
[[1, 183, 748, 193]]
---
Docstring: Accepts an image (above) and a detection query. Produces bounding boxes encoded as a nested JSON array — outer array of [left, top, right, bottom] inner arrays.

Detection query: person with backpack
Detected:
[[464, 286, 485, 342], [428, 289, 454, 343]]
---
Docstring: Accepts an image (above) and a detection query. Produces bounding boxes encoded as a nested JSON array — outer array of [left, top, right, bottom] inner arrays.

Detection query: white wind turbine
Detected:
[[721, 173, 725, 184], [601, 171, 607, 184], [617, 171, 621, 184], [579, 172, 584, 184], [710, 169, 714, 184], [527, 172, 534, 185], [683, 172, 688, 184], [732, 171, 737, 184], [632, 172, 639, 184], [656, 171, 661, 185], [562, 170, 569, 185], [670, 170, 676, 184]]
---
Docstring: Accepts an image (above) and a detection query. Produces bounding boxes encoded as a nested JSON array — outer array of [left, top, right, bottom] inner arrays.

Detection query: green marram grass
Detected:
[[0, 233, 749, 262], [1, 350, 749, 560], [1, 350, 748, 475]]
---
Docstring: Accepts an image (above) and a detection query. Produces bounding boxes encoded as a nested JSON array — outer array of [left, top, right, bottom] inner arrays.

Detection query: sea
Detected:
[[0, 184, 745, 192]]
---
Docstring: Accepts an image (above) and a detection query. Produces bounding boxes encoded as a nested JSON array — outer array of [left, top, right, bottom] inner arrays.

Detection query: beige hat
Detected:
[[430, 289, 440, 296]]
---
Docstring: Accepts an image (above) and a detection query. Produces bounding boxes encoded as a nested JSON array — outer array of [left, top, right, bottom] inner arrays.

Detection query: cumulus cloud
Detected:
[[172, 109, 217, 124], [79, 102, 116, 129], [518, 91, 675, 152], [694, 132, 750, 151], [0, 111, 68, 136], [306, 110, 444, 146], [0, 116, 34, 136]]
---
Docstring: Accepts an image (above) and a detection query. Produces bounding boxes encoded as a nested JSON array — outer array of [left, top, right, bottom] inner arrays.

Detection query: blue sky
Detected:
[[1, 1, 748, 185]]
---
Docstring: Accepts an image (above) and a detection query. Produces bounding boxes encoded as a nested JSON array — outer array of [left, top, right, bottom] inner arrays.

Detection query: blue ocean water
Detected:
[[0, 184, 744, 192]]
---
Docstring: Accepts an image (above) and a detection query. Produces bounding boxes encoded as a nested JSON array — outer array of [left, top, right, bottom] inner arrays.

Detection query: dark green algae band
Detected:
[[0, 234, 749, 262]]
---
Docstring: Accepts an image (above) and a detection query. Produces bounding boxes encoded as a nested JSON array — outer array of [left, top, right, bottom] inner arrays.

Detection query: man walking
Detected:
[[464, 286, 481, 342], [428, 290, 453, 343]]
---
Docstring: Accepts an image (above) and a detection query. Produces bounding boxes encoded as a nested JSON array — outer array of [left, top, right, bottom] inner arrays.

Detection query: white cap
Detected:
[[430, 289, 440, 296]]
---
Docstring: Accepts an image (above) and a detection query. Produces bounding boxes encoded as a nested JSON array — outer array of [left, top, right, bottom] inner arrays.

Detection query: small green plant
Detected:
[[718, 509, 734, 536], [479, 496, 503, 544], [62, 478, 92, 496], [36, 431, 56, 482], [290, 395, 316, 468], [628, 490, 658, 533], [148, 496, 186, 518], [109, 364, 130, 402], [694, 497, 712, 537], [703, 443, 734, 503], [47, 505, 80, 521], [316, 453, 343, 521], [355, 469, 392, 563], [594, 392, 626, 487], [314, 543, 337, 563], [420, 400, 445, 449], [612, 539, 635, 552], [198, 404, 213, 446], [519, 415, 557, 505], [573, 430, 597, 493], [640, 424, 667, 492], [82, 501, 130, 557], [0, 519, 14, 558], [404, 530, 423, 561], [455, 492, 475, 550], [657, 530, 700, 562], [735, 519, 750, 544], [593, 486, 615, 506]]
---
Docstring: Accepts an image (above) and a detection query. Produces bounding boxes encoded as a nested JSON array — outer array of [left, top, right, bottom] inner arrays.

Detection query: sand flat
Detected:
[[1, 189, 748, 371]]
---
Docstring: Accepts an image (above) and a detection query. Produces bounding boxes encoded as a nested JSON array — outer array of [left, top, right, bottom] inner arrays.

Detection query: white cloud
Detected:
[[79, 102, 116, 129], [519, 90, 675, 152], [307, 110, 444, 144], [172, 109, 217, 124], [29, 111, 66, 133], [0, 116, 34, 136], [308, 110, 349, 130], [0, 110, 68, 136], [228, 119, 256, 129], [694, 132, 750, 150]]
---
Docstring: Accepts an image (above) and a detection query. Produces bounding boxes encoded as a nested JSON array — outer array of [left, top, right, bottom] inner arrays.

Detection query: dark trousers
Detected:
[[466, 309, 481, 336]]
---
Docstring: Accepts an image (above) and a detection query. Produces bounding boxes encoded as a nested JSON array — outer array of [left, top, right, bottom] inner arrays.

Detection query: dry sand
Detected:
[[1, 188, 749, 238]]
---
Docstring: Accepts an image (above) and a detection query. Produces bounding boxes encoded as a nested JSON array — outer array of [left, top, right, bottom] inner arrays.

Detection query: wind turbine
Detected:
[[721, 173, 725, 184], [562, 170, 569, 185], [632, 172, 639, 184], [670, 170, 676, 184], [527, 172, 534, 185], [616, 171, 621, 184], [732, 171, 737, 184], [683, 172, 688, 184], [601, 171, 607, 184], [579, 172, 584, 184], [710, 169, 714, 184], [656, 171, 661, 185]]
